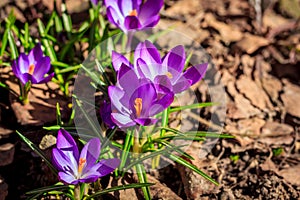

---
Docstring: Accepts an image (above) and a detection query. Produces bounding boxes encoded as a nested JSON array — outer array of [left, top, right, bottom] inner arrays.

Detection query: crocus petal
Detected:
[[99, 100, 115, 128], [80, 138, 101, 175], [154, 75, 174, 94], [108, 86, 130, 113], [112, 51, 132, 71], [134, 118, 157, 126], [111, 113, 136, 128], [96, 158, 120, 176], [18, 53, 30, 74], [138, 0, 163, 24], [124, 16, 142, 30], [58, 171, 78, 185], [90, 0, 99, 5], [37, 72, 54, 84], [172, 78, 192, 94], [117, 64, 140, 98], [141, 15, 160, 27], [129, 79, 157, 118], [18, 73, 37, 85], [28, 43, 43, 65], [106, 6, 125, 30], [183, 63, 208, 85], [56, 129, 80, 161], [162, 45, 185, 77], [149, 92, 174, 116], [11, 60, 21, 77], [33, 56, 51, 81], [120, 0, 133, 15], [134, 40, 161, 67], [52, 148, 78, 176]]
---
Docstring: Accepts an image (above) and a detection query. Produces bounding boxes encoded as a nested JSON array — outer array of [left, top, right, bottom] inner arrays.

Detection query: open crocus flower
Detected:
[[104, 0, 163, 33], [112, 40, 208, 94], [52, 129, 120, 185], [11, 43, 54, 85], [108, 63, 174, 128]]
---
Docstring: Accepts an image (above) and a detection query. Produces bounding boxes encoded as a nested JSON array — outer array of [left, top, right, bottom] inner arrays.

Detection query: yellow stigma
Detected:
[[78, 158, 86, 174], [134, 98, 143, 118], [28, 64, 35, 75], [166, 72, 173, 79], [128, 9, 138, 17]]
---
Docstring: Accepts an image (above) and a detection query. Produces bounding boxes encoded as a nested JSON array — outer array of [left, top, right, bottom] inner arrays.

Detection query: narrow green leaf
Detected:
[[26, 184, 71, 195], [86, 183, 154, 199], [7, 30, 18, 60], [0, 29, 9, 57], [119, 131, 133, 174], [16, 131, 58, 175], [170, 102, 217, 113], [56, 103, 62, 125], [168, 154, 219, 185], [135, 164, 151, 200]]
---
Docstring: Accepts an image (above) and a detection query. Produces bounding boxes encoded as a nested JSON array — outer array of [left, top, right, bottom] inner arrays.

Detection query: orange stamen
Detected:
[[78, 158, 86, 174], [128, 9, 138, 17], [166, 72, 173, 79], [28, 64, 35, 75], [134, 98, 143, 118]]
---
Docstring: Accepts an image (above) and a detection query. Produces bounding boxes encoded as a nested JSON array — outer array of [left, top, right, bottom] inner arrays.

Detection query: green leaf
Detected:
[[135, 164, 151, 200], [26, 184, 71, 195], [168, 153, 219, 185], [119, 131, 134, 174], [86, 183, 154, 199], [0, 29, 9, 58], [16, 131, 58, 175], [169, 102, 217, 113], [7, 30, 18, 60]]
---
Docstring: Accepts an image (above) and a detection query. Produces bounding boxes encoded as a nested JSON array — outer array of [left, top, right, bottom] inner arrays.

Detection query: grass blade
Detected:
[[16, 131, 58, 175], [86, 183, 154, 199], [168, 153, 219, 185]]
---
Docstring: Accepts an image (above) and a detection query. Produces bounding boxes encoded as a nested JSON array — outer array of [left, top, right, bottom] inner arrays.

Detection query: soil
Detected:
[[1, 0, 300, 199]]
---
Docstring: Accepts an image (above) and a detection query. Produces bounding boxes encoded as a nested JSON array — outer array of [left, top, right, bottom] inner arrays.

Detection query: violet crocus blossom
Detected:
[[112, 40, 208, 94], [90, 0, 99, 5], [99, 100, 116, 128], [11, 44, 54, 85], [108, 63, 174, 128], [52, 129, 120, 185], [104, 0, 163, 33]]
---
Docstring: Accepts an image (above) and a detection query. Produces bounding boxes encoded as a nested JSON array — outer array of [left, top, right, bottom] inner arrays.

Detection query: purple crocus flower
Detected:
[[112, 40, 208, 94], [52, 129, 120, 185], [99, 100, 116, 128], [104, 0, 163, 33], [11, 44, 54, 85], [108, 63, 174, 128], [90, 0, 99, 5]]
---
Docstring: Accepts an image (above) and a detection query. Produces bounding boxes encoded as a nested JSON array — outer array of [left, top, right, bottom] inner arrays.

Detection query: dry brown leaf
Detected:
[[205, 13, 243, 44], [236, 75, 273, 110], [236, 33, 269, 54], [281, 80, 300, 118], [279, 165, 300, 186], [261, 121, 293, 137]]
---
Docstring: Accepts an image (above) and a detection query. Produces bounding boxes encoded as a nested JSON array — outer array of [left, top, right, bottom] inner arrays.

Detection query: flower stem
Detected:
[[74, 184, 81, 200], [125, 31, 134, 52], [133, 127, 140, 158]]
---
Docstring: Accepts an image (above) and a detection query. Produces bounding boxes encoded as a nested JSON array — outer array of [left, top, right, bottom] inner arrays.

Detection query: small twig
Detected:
[[278, 127, 298, 168]]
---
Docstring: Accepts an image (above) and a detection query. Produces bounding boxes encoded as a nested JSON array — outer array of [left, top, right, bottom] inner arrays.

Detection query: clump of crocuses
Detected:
[[52, 129, 120, 185], [103, 0, 163, 33], [11, 43, 54, 104], [107, 40, 208, 129]]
